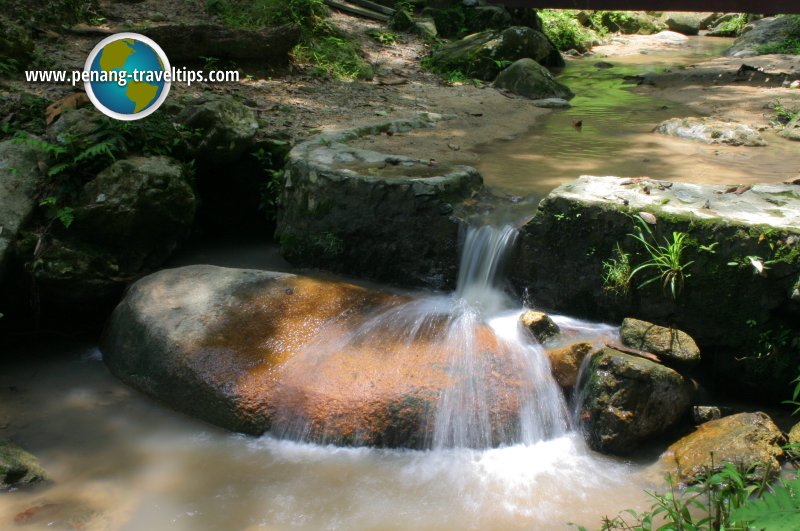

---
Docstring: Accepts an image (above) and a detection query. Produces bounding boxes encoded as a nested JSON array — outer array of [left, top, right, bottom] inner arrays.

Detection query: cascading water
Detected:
[[269, 223, 571, 449], [432, 224, 569, 448]]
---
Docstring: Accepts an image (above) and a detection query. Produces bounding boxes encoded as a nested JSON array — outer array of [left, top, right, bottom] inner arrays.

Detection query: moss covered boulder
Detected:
[[656, 412, 785, 483], [494, 58, 574, 100], [102, 265, 540, 447], [429, 26, 562, 81], [578, 347, 694, 455], [276, 116, 483, 289], [514, 176, 800, 396], [177, 96, 258, 164], [1, 439, 47, 491], [620, 318, 701, 366]]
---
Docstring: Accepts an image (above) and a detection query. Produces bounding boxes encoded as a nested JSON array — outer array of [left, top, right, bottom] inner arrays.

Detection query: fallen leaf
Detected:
[[45, 93, 90, 126]]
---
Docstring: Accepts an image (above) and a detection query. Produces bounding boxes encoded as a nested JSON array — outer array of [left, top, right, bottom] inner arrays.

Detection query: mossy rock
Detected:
[[578, 347, 694, 455], [1, 439, 47, 491], [429, 26, 562, 81], [494, 58, 574, 100], [0, 16, 34, 66]]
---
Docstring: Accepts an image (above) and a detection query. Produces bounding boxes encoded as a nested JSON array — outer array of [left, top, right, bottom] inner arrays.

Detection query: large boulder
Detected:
[[619, 318, 701, 366], [494, 58, 575, 100], [429, 26, 562, 81], [656, 412, 785, 483], [578, 347, 694, 455], [660, 12, 717, 36], [725, 16, 800, 56], [594, 11, 666, 35], [276, 116, 483, 289], [513, 176, 800, 396], [101, 265, 548, 447], [177, 96, 258, 164], [655, 117, 766, 147], [1, 439, 47, 491], [29, 156, 196, 321]]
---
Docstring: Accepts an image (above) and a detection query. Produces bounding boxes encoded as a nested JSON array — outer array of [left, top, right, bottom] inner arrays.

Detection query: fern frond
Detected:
[[730, 478, 800, 528]]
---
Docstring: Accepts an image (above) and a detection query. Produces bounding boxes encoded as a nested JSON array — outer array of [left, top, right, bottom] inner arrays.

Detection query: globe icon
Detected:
[[84, 33, 171, 120]]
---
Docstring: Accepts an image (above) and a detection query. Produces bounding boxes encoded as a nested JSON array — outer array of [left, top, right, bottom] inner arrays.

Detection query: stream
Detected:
[[0, 36, 765, 531]]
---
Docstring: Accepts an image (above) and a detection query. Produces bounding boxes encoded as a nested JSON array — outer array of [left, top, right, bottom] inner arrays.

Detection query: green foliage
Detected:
[[628, 215, 694, 300], [715, 13, 748, 36], [730, 478, 800, 528], [771, 99, 800, 125], [0, 58, 19, 76], [601, 243, 631, 296], [0, 0, 98, 26], [38, 196, 74, 229], [366, 29, 398, 46], [539, 9, 597, 52], [0, 93, 49, 139], [206, 0, 370, 79]]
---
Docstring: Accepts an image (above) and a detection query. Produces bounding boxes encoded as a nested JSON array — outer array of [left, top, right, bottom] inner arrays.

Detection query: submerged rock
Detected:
[[656, 412, 785, 483], [619, 318, 701, 366], [519, 310, 560, 343], [429, 26, 562, 81], [102, 265, 541, 448], [545, 342, 593, 388], [578, 347, 694, 455], [1, 439, 47, 491], [494, 59, 575, 101], [655, 117, 766, 146]]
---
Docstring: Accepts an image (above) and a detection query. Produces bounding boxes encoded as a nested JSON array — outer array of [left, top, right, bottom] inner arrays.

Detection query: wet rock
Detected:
[[514, 176, 800, 396], [429, 26, 562, 81], [1, 439, 47, 490], [724, 16, 800, 55], [780, 116, 800, 142], [276, 116, 482, 289], [31, 157, 196, 321], [141, 24, 300, 63], [519, 310, 560, 343], [545, 342, 593, 388], [578, 347, 694, 455], [693, 405, 722, 424], [620, 318, 701, 366], [102, 265, 536, 447], [177, 96, 258, 164], [494, 59, 575, 101], [789, 421, 800, 445], [531, 98, 571, 109], [0, 140, 43, 286], [655, 117, 766, 146], [657, 412, 785, 483]]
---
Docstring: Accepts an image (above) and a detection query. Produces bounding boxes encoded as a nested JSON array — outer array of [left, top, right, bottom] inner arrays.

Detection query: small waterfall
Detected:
[[431, 224, 569, 448]]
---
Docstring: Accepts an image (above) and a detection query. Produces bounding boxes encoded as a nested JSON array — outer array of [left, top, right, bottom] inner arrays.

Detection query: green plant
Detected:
[[38, 196, 74, 229], [0, 58, 19, 76], [714, 13, 748, 36], [628, 215, 694, 300], [771, 99, 800, 126], [366, 29, 398, 46], [601, 243, 631, 296], [539, 9, 598, 52]]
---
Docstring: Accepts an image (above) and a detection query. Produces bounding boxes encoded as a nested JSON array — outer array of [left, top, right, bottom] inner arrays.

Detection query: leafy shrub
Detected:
[[539, 9, 597, 52]]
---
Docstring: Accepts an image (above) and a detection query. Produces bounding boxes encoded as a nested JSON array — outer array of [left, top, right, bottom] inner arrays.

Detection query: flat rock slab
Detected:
[[655, 117, 766, 146]]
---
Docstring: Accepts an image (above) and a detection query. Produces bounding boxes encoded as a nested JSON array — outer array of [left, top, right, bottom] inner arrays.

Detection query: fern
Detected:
[[730, 478, 800, 528], [74, 140, 117, 164]]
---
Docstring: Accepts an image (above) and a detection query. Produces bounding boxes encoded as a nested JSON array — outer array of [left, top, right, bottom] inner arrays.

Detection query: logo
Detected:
[[83, 33, 171, 121]]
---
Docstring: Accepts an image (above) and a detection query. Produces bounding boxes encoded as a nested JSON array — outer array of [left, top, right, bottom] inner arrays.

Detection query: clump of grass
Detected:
[[713, 13, 749, 36], [628, 215, 694, 300], [757, 15, 800, 54], [539, 9, 598, 52], [206, 0, 372, 79], [366, 29, 398, 46], [601, 243, 631, 296], [770, 99, 799, 126]]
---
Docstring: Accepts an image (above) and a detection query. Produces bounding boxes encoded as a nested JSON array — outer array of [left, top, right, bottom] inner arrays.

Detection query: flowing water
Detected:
[[0, 225, 654, 530], [475, 36, 800, 197]]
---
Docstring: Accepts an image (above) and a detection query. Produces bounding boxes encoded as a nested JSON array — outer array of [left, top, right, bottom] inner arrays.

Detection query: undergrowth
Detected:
[[205, 0, 371, 79], [539, 9, 598, 52], [757, 15, 800, 54]]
